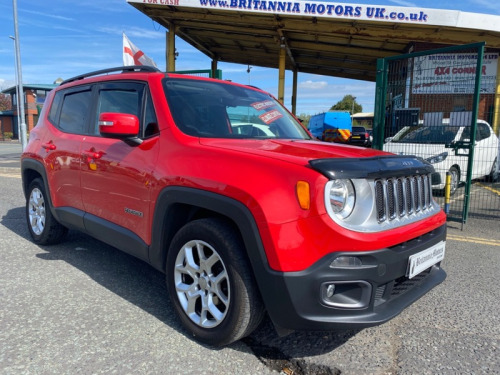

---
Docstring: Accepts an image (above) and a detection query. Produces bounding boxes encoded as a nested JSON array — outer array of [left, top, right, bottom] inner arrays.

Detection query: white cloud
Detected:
[[20, 9, 75, 22], [294, 78, 376, 114], [299, 80, 328, 90], [0, 78, 16, 90], [98, 26, 164, 39]]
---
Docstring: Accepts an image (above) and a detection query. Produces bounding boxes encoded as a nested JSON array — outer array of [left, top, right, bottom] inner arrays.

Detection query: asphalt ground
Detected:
[[1, 142, 499, 374], [0, 142, 22, 170]]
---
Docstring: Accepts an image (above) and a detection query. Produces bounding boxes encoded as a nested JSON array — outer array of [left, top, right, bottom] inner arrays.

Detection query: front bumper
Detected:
[[261, 223, 446, 331]]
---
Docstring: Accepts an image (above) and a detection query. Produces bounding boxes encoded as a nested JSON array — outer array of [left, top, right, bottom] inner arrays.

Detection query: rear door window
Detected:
[[57, 88, 92, 134]]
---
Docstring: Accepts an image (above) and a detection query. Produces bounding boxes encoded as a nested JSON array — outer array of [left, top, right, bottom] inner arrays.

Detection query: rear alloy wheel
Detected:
[[26, 178, 67, 245], [166, 218, 264, 346]]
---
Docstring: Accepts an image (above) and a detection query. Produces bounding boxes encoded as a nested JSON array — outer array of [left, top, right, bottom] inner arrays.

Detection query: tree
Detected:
[[0, 93, 11, 111], [297, 113, 312, 128], [330, 94, 362, 114]]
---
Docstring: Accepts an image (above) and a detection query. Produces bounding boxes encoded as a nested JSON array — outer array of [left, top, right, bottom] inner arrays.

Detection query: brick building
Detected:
[[383, 42, 500, 136], [0, 84, 57, 140]]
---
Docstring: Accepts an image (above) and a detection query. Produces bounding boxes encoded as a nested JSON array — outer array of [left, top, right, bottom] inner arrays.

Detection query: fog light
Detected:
[[330, 256, 362, 268], [325, 284, 335, 298], [320, 281, 372, 309]]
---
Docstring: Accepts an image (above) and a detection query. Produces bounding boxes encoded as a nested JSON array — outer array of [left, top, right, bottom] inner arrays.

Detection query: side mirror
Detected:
[[99, 112, 139, 137]]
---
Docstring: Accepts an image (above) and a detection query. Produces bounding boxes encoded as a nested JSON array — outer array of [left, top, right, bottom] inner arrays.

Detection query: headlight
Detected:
[[328, 179, 355, 219], [426, 152, 448, 164]]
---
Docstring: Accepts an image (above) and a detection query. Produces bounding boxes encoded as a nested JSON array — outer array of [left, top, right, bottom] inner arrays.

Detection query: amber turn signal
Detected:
[[296, 181, 310, 210]]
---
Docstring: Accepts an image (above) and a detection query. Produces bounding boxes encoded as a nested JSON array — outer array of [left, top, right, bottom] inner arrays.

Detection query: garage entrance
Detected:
[[373, 42, 500, 224]]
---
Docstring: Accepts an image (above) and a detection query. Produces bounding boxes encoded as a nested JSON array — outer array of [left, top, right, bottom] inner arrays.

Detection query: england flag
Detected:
[[123, 33, 157, 68]]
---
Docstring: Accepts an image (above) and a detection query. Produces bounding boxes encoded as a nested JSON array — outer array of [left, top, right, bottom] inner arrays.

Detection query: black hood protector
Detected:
[[309, 155, 435, 180]]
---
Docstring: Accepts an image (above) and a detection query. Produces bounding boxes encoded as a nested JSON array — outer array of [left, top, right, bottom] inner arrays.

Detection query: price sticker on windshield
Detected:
[[259, 109, 283, 124], [251, 100, 274, 111]]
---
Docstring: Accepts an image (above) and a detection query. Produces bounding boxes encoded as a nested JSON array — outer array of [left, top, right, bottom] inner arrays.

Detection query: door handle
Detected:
[[82, 148, 105, 161], [42, 142, 56, 151]]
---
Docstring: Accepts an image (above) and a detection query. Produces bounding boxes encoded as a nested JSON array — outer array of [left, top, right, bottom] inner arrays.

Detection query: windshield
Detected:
[[391, 126, 461, 144], [163, 78, 311, 140]]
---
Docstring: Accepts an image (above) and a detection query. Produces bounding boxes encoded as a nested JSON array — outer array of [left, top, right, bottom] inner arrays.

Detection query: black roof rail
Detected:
[[246, 85, 262, 90], [60, 65, 161, 86]]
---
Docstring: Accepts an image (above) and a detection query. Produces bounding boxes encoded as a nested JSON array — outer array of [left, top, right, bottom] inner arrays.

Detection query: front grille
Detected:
[[375, 181, 385, 221], [405, 178, 412, 214], [375, 174, 434, 223]]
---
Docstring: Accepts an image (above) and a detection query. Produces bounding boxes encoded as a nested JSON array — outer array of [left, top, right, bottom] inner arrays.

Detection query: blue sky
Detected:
[[1, 0, 498, 115]]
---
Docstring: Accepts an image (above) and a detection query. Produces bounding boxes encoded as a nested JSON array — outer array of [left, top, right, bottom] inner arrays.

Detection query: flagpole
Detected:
[[12, 0, 27, 150]]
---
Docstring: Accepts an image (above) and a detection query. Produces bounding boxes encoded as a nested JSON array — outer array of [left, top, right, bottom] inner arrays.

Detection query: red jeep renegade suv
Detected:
[[21, 66, 446, 346]]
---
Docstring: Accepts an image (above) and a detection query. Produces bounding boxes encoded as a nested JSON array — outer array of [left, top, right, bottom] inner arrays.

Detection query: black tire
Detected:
[[488, 158, 499, 182], [166, 218, 264, 346], [26, 178, 67, 245], [449, 167, 460, 195]]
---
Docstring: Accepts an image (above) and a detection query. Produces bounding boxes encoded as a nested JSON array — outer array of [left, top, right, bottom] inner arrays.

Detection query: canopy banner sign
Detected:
[[412, 53, 498, 94], [128, 0, 500, 31]]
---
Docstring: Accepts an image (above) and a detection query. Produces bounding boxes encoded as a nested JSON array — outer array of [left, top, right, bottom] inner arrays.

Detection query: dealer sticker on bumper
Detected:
[[407, 241, 446, 279]]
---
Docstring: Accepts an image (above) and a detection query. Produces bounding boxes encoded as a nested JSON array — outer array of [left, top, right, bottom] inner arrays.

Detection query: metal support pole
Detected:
[[211, 60, 218, 79], [373, 58, 388, 150], [9, 36, 21, 140], [493, 55, 500, 136], [462, 43, 485, 226], [165, 30, 169, 72], [291, 68, 297, 115], [12, 0, 27, 150], [444, 172, 451, 215], [167, 25, 176, 72], [278, 48, 286, 104]]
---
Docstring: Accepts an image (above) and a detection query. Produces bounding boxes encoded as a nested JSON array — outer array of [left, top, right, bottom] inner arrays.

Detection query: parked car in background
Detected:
[[349, 126, 371, 147], [367, 129, 373, 145], [384, 120, 499, 194]]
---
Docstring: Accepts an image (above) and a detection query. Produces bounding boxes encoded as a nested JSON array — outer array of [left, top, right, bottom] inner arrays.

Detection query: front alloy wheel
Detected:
[[166, 218, 264, 346], [173, 239, 230, 328]]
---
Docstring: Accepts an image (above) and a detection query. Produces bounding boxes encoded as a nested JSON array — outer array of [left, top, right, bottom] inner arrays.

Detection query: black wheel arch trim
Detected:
[[21, 158, 62, 223], [150, 186, 270, 273], [149, 186, 296, 327]]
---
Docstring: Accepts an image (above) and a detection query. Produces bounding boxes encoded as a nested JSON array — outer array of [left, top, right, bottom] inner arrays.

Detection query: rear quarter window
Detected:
[[48, 91, 63, 125]]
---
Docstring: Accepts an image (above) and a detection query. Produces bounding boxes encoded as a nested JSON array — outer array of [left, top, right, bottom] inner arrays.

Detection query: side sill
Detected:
[[53, 207, 149, 263]]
